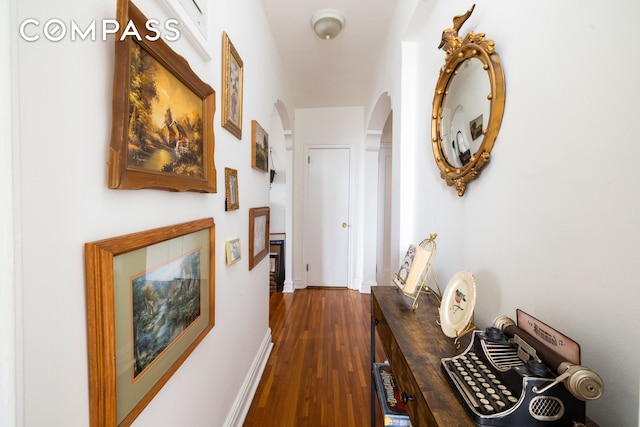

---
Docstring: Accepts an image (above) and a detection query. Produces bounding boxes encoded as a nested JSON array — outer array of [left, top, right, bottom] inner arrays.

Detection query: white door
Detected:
[[305, 147, 350, 287]]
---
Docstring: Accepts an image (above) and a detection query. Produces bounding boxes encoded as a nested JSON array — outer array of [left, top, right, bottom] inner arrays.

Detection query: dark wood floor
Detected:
[[243, 288, 387, 427]]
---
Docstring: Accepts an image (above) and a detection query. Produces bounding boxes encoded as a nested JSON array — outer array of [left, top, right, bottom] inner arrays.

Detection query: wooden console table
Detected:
[[370, 286, 598, 427], [371, 286, 476, 426]]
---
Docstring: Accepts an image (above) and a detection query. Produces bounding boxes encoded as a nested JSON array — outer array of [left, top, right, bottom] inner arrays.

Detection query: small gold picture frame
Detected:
[[221, 31, 243, 139], [225, 238, 241, 265], [224, 167, 239, 211]]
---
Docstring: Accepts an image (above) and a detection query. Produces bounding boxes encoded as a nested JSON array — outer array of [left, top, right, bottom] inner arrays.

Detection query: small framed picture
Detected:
[[225, 238, 241, 265], [248, 207, 270, 270], [251, 120, 269, 173], [221, 32, 243, 139], [469, 114, 483, 140], [224, 167, 239, 211]]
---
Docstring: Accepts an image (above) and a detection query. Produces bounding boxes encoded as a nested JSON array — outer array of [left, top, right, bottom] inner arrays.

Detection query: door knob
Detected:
[[342, 222, 347, 228]]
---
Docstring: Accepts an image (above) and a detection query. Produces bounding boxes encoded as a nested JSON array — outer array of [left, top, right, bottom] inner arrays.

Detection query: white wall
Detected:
[[10, 0, 293, 425], [368, 0, 640, 425], [268, 109, 287, 234], [1, 0, 19, 425]]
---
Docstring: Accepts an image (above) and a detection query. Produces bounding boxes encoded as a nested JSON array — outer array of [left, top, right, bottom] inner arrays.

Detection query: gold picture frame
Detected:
[[225, 238, 242, 265], [221, 31, 243, 139], [108, 0, 216, 193], [84, 218, 215, 426], [224, 167, 240, 211], [251, 120, 269, 173], [248, 207, 270, 270]]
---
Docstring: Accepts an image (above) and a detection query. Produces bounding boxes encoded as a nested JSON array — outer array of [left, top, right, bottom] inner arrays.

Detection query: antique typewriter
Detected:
[[441, 310, 603, 426]]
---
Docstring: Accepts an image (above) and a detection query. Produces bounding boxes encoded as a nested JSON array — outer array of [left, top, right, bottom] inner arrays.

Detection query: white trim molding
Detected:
[[223, 329, 273, 427]]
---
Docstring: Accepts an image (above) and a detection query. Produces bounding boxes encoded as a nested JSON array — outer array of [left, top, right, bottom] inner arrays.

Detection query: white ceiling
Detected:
[[261, 0, 399, 109]]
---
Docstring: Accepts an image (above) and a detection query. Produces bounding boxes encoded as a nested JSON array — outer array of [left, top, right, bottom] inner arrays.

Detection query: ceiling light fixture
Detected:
[[310, 9, 346, 40]]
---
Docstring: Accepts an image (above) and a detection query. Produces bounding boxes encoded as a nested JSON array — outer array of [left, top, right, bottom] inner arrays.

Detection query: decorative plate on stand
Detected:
[[439, 270, 476, 338]]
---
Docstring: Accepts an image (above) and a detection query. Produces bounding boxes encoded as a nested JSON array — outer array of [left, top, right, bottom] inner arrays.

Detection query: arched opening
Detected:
[[269, 99, 294, 293], [363, 93, 392, 291]]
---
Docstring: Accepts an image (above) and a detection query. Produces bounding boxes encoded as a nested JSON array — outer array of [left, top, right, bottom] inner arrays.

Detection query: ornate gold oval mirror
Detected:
[[431, 5, 505, 196]]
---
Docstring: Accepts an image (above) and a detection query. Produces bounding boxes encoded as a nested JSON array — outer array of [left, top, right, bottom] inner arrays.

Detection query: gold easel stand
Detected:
[[436, 313, 478, 350], [453, 321, 477, 350], [393, 234, 443, 310]]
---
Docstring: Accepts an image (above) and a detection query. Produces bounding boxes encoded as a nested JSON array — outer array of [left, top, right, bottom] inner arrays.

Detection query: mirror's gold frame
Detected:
[[431, 5, 505, 196]]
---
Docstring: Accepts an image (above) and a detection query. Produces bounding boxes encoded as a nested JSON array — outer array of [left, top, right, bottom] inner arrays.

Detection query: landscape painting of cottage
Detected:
[[85, 216, 215, 426], [127, 43, 204, 178], [131, 249, 202, 377], [109, 0, 216, 192]]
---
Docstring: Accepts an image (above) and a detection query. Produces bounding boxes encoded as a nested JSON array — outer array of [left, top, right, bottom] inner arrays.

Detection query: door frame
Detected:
[[377, 142, 392, 285], [302, 145, 354, 289]]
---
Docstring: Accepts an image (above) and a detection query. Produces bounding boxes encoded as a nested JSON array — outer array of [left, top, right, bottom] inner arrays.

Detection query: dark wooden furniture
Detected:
[[370, 286, 598, 427], [371, 286, 476, 427], [269, 238, 284, 292]]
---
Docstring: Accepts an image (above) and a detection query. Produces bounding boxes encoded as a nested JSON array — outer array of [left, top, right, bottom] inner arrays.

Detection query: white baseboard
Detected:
[[360, 281, 376, 294], [223, 328, 273, 427], [283, 279, 295, 293]]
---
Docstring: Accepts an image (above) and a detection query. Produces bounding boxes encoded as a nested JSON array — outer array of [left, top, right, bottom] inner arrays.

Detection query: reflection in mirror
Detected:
[[441, 58, 490, 168], [431, 5, 505, 196]]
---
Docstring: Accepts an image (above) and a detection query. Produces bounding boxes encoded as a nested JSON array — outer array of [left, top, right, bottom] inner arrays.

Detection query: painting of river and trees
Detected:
[[127, 42, 205, 178], [131, 249, 202, 378]]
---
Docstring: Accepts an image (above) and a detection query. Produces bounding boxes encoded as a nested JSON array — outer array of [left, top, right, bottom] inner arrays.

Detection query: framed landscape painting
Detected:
[[221, 31, 243, 139], [85, 218, 215, 426], [251, 120, 269, 173], [108, 0, 216, 193]]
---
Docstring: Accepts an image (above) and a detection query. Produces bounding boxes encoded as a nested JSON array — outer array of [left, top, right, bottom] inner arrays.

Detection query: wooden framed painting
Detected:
[[108, 0, 216, 193], [251, 120, 269, 173], [248, 207, 270, 270], [224, 167, 239, 211], [221, 31, 243, 139], [225, 238, 241, 265], [84, 218, 215, 427]]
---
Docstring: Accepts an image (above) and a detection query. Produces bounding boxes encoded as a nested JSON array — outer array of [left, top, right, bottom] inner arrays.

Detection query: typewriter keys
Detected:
[[444, 350, 519, 415]]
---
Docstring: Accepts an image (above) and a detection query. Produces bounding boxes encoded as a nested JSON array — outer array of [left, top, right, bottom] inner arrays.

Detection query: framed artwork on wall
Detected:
[[469, 114, 483, 140], [108, 0, 216, 193], [225, 238, 242, 265], [84, 218, 215, 427], [248, 207, 270, 270], [251, 120, 269, 173], [161, 0, 210, 60], [221, 31, 243, 139], [224, 167, 239, 211]]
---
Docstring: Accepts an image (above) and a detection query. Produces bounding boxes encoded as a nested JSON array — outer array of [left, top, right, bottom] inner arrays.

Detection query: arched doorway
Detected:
[[363, 93, 392, 291]]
